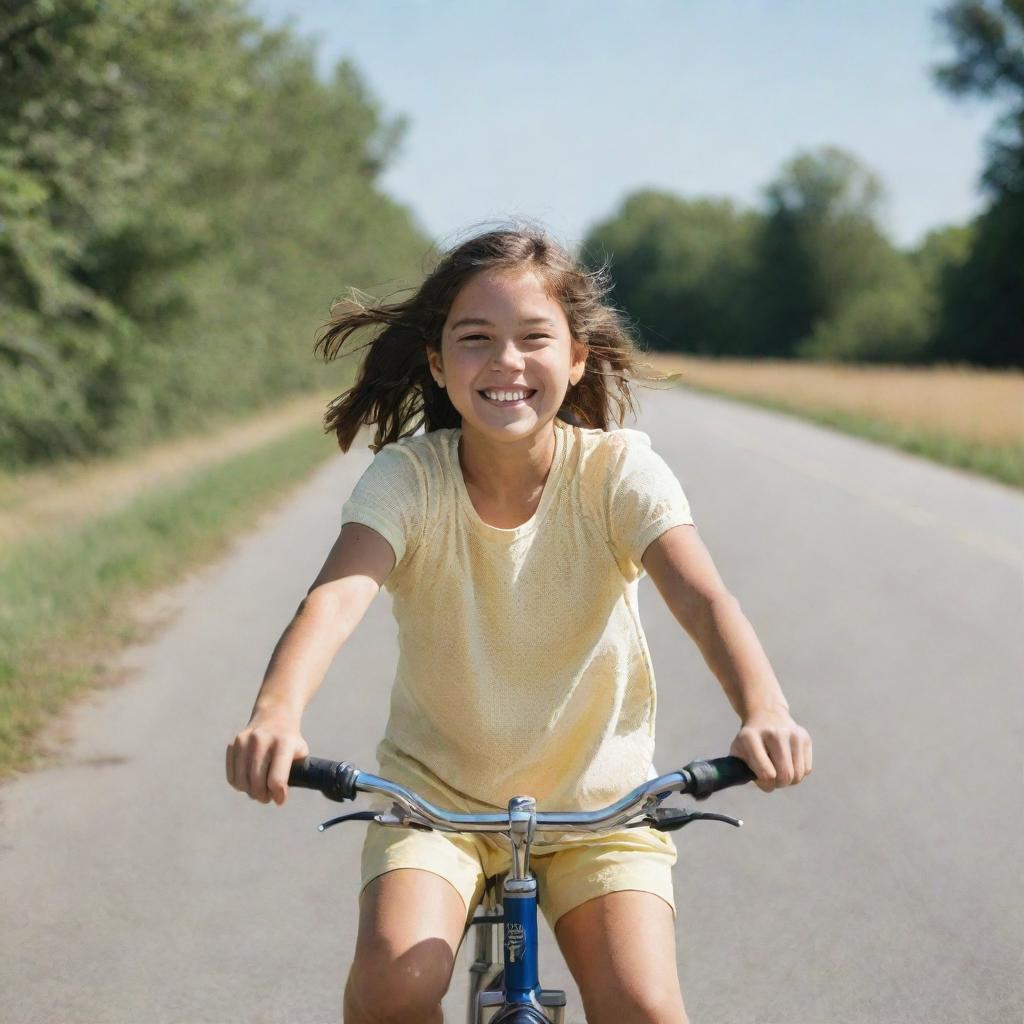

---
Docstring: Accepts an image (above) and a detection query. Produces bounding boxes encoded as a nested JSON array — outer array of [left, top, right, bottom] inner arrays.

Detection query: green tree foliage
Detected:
[[798, 269, 931, 363], [931, 0, 1024, 366], [750, 147, 917, 361], [582, 190, 759, 355], [0, 0, 427, 466], [586, 148, 934, 364], [796, 222, 966, 365]]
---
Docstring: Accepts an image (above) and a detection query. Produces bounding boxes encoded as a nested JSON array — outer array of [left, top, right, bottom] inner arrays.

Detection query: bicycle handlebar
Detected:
[[287, 755, 756, 835], [683, 755, 758, 798], [287, 756, 359, 802]]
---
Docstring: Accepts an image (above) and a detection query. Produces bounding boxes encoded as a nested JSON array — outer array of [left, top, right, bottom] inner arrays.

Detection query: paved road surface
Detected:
[[2, 387, 1021, 1023]]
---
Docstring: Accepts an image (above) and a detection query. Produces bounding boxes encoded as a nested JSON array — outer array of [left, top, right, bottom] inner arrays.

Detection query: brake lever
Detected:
[[318, 810, 379, 832], [318, 804, 436, 833], [630, 806, 744, 832]]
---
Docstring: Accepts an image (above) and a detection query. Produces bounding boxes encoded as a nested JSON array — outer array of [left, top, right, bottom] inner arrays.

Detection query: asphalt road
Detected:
[[2, 386, 1021, 1024]]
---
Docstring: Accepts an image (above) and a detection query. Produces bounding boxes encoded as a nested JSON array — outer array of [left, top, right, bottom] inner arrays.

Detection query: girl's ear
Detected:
[[426, 346, 445, 388], [568, 340, 588, 387]]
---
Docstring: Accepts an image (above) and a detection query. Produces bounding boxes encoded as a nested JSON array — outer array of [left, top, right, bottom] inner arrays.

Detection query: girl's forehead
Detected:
[[447, 267, 564, 321]]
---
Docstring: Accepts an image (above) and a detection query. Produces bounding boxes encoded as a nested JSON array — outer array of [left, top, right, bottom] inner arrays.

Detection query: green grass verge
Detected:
[[676, 382, 1024, 490], [0, 421, 338, 780]]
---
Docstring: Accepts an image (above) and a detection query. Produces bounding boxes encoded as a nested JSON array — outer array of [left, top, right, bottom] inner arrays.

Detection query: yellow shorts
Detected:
[[359, 820, 678, 933]]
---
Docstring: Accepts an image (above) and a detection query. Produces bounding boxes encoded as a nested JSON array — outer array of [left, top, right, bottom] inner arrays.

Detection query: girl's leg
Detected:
[[553, 890, 690, 1024], [343, 867, 469, 1024]]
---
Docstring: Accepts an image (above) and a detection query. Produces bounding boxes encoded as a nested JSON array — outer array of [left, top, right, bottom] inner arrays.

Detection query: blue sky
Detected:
[[249, 0, 996, 251]]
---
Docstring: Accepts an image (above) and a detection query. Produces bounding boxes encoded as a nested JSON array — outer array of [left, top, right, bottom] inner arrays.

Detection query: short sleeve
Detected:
[[605, 429, 694, 580], [340, 442, 424, 575]]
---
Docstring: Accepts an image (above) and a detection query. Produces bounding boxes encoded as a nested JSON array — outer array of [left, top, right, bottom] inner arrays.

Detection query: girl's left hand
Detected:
[[730, 707, 813, 793]]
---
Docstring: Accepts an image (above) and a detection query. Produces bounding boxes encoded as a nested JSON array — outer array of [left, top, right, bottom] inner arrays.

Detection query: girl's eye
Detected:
[[457, 333, 551, 343]]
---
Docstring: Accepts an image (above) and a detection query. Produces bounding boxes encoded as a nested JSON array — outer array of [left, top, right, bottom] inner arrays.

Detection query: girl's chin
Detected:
[[459, 405, 558, 438]]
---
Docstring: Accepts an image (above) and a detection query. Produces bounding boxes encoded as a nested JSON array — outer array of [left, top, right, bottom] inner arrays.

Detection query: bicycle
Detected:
[[288, 754, 757, 1024]]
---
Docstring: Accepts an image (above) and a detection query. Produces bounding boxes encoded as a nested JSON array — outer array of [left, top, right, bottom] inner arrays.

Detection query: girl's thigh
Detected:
[[553, 889, 689, 1024], [354, 865, 468, 962], [359, 819, 490, 933], [346, 821, 490, 1015]]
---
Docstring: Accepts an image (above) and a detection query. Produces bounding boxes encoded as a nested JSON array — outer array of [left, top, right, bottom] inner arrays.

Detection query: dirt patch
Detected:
[[0, 391, 337, 548]]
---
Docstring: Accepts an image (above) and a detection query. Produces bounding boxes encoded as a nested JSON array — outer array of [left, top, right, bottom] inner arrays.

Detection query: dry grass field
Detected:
[[644, 354, 1024, 487]]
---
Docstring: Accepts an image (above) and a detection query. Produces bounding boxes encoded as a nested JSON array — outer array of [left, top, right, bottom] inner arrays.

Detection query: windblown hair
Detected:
[[314, 222, 663, 452]]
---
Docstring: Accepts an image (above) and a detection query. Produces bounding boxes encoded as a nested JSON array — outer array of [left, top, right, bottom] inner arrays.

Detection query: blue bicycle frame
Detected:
[[467, 796, 566, 1024]]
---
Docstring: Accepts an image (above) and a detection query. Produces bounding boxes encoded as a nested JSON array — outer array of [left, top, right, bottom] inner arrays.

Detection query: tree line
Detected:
[[582, 0, 1022, 369]]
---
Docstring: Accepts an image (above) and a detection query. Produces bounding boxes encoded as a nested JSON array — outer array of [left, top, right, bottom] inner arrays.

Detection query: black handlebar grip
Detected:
[[287, 757, 360, 803], [681, 756, 757, 801]]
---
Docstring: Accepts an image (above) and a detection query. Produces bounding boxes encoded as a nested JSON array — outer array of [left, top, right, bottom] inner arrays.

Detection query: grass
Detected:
[[0, 421, 339, 780], [646, 355, 1024, 489]]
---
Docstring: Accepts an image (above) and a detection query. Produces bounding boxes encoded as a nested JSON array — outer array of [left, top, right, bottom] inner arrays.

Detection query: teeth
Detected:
[[483, 389, 529, 402]]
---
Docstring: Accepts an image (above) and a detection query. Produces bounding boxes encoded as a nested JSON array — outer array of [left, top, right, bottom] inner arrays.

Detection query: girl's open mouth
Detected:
[[477, 388, 537, 407]]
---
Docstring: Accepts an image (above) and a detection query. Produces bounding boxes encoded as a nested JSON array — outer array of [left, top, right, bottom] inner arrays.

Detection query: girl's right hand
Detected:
[[226, 712, 310, 806]]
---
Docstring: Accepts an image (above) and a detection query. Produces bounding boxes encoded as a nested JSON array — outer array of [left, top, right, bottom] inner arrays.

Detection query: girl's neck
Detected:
[[457, 422, 558, 506]]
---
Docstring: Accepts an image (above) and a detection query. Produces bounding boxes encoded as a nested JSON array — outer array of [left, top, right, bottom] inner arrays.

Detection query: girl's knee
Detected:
[[580, 986, 688, 1024], [343, 938, 454, 1024], [344, 867, 468, 1022]]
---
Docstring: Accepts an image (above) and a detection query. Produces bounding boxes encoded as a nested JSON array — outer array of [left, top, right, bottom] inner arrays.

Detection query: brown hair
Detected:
[[314, 221, 665, 452]]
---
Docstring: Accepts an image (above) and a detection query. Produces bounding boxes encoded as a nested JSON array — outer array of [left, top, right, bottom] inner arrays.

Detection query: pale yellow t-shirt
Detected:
[[340, 417, 695, 848]]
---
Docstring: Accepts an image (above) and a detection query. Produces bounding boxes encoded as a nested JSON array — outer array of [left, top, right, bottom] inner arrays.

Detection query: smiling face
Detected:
[[428, 268, 587, 446]]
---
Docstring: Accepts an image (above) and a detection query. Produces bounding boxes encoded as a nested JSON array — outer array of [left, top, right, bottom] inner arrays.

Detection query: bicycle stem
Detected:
[[508, 795, 537, 880]]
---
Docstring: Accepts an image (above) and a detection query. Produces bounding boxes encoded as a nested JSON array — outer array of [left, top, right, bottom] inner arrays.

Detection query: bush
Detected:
[[799, 281, 932, 363]]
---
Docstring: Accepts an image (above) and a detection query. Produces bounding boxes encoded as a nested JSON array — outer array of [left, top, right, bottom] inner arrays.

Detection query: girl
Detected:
[[227, 225, 812, 1024]]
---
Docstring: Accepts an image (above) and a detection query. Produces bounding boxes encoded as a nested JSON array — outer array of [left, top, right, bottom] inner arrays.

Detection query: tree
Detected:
[[747, 147, 906, 358], [931, 0, 1024, 366], [582, 190, 759, 356]]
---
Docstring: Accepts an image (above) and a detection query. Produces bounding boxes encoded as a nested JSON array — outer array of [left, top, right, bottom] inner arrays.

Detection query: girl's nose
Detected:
[[491, 338, 525, 369]]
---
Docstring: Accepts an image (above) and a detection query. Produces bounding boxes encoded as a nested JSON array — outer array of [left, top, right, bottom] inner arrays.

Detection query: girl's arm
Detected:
[[225, 523, 395, 806], [642, 524, 813, 793]]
